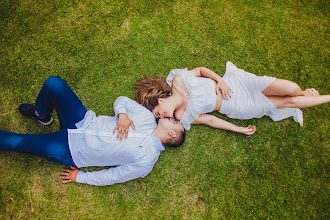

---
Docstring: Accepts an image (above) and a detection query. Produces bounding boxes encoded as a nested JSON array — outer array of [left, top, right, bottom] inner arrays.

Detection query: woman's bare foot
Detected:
[[238, 125, 256, 135], [303, 88, 319, 96]]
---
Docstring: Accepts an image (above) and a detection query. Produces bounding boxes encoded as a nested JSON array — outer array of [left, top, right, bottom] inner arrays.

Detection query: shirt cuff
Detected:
[[76, 170, 87, 184], [115, 108, 127, 117]]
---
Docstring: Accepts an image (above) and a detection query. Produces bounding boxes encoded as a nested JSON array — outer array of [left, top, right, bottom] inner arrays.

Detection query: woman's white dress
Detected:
[[166, 61, 303, 130]]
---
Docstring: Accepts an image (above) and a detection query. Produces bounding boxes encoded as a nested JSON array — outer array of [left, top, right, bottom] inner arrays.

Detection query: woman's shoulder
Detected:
[[168, 68, 194, 78], [166, 68, 194, 86], [172, 74, 184, 86]]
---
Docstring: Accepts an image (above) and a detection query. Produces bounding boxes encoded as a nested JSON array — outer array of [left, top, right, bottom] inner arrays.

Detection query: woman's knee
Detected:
[[284, 81, 301, 96], [263, 79, 302, 96]]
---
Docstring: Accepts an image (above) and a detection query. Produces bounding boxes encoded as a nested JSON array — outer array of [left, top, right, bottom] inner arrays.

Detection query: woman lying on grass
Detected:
[[134, 61, 330, 135]]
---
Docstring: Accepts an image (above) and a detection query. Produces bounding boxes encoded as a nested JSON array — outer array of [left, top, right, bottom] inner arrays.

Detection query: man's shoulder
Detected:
[[146, 134, 164, 152]]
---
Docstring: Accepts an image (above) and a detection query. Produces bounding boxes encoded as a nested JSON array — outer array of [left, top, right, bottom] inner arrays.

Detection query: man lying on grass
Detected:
[[0, 76, 185, 186]]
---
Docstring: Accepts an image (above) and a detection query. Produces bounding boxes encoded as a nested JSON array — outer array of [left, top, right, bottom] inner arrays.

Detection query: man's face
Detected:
[[158, 117, 184, 132], [152, 99, 173, 119]]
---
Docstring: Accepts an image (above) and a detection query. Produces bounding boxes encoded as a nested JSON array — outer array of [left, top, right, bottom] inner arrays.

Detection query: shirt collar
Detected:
[[149, 134, 165, 151]]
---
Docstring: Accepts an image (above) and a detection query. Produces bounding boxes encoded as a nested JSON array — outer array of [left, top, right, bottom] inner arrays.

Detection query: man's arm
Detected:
[[113, 113, 136, 140], [113, 96, 156, 140], [113, 96, 143, 140], [113, 96, 142, 117], [59, 166, 79, 183], [59, 163, 151, 186]]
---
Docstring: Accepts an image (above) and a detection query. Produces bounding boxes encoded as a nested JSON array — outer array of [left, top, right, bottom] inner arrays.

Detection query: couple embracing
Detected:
[[1, 62, 329, 185]]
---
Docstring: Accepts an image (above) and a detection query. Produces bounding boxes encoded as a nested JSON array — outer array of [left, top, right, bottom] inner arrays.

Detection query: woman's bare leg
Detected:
[[262, 79, 305, 96], [266, 95, 330, 109], [262, 78, 328, 108]]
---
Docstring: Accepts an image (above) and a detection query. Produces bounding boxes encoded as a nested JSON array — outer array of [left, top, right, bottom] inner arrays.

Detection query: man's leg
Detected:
[[0, 129, 74, 165], [34, 76, 87, 129]]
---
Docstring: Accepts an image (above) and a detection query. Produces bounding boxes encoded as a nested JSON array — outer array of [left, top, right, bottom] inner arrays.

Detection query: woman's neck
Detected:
[[167, 93, 185, 112]]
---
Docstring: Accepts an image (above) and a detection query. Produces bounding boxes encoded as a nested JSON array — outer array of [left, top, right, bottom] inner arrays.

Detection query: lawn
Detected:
[[0, 0, 329, 219]]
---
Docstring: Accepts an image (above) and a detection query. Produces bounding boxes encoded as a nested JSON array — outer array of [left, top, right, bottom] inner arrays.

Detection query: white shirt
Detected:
[[67, 96, 164, 186]]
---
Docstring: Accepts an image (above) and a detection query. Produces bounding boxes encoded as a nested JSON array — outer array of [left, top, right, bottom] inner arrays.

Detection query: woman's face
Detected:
[[158, 117, 183, 132], [152, 98, 173, 119]]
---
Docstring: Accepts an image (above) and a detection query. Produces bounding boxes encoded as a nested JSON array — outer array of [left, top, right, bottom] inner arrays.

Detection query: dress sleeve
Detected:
[[165, 69, 199, 130], [76, 163, 152, 186], [166, 68, 190, 86], [180, 113, 192, 130]]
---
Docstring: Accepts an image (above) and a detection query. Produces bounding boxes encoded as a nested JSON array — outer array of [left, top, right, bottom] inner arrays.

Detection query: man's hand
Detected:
[[59, 166, 79, 183], [113, 113, 136, 141]]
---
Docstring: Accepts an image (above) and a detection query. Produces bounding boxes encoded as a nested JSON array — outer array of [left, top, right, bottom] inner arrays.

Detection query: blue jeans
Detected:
[[0, 76, 87, 165]]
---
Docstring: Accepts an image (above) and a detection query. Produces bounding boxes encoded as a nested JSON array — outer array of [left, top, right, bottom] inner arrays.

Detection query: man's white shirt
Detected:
[[67, 96, 164, 186]]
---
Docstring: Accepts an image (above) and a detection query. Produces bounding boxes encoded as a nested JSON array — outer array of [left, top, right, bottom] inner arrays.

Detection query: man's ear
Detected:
[[168, 130, 177, 138]]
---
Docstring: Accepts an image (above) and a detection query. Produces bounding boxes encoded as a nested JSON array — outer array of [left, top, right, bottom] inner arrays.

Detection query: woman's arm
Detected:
[[191, 114, 256, 135], [192, 67, 233, 100]]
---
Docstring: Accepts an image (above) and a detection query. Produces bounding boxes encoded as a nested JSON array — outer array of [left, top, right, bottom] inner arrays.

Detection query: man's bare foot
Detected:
[[303, 88, 319, 96]]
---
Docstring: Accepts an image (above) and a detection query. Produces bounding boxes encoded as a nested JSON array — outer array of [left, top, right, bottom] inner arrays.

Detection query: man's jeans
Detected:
[[0, 76, 87, 165]]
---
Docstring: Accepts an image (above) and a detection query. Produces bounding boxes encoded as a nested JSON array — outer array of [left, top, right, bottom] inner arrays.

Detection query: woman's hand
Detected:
[[59, 166, 79, 183], [113, 113, 136, 140], [192, 67, 233, 100], [216, 79, 233, 100], [238, 125, 256, 135]]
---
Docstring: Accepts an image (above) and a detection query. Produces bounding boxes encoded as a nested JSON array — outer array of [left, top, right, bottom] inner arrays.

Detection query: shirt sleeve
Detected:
[[113, 96, 144, 117], [76, 163, 152, 186]]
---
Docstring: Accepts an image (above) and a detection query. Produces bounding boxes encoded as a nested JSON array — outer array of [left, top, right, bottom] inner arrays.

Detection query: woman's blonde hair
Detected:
[[133, 76, 171, 111]]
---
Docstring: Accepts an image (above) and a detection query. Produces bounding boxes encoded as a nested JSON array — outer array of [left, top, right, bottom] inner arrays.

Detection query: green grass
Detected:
[[0, 0, 329, 219]]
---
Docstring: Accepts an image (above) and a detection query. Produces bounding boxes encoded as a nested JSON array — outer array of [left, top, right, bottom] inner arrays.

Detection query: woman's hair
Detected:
[[133, 76, 171, 111]]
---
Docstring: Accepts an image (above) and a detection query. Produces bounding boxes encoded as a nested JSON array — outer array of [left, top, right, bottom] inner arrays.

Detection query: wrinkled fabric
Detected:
[[166, 69, 216, 130], [166, 61, 303, 130], [68, 96, 164, 186], [220, 62, 303, 126]]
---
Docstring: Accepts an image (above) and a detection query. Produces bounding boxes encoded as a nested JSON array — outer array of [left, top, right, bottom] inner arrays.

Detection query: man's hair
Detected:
[[164, 129, 186, 148], [133, 76, 171, 112]]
